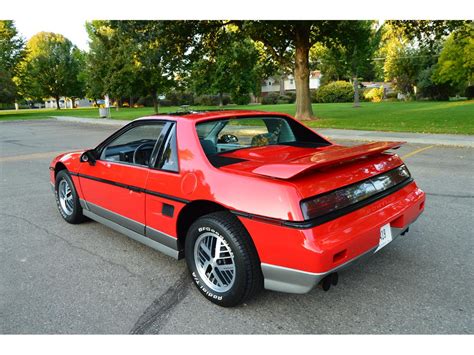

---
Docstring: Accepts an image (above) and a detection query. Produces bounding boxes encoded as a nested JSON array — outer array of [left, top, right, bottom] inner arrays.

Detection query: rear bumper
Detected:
[[238, 181, 425, 294], [261, 224, 411, 293]]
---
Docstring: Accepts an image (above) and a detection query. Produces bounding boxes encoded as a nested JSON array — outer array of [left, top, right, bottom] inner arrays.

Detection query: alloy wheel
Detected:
[[58, 179, 74, 216], [193, 232, 236, 293]]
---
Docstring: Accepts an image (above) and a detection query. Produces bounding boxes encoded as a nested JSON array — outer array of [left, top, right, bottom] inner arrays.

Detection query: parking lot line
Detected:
[[401, 145, 434, 159], [0, 151, 66, 163]]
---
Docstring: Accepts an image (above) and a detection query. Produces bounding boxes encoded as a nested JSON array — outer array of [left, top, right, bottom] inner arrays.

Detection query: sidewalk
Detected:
[[317, 128, 474, 147], [54, 116, 130, 126], [53, 116, 474, 148]]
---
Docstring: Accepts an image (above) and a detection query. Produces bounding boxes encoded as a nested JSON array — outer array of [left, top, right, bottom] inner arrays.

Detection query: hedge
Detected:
[[313, 81, 354, 103]]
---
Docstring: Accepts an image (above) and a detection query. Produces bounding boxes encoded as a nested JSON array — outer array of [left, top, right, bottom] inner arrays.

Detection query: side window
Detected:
[[155, 124, 179, 172], [100, 123, 164, 166]]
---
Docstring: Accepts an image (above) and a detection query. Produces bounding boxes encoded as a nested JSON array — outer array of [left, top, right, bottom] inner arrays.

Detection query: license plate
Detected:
[[375, 223, 393, 252]]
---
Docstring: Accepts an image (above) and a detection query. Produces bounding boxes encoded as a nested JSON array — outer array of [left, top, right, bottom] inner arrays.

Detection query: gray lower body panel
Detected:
[[80, 199, 180, 259], [261, 225, 409, 294]]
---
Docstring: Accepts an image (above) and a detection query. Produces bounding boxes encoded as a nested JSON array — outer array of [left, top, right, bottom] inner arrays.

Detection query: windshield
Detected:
[[196, 116, 330, 157]]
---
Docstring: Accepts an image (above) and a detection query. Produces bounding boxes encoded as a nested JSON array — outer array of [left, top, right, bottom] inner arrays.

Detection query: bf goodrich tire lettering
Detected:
[[185, 211, 263, 307]]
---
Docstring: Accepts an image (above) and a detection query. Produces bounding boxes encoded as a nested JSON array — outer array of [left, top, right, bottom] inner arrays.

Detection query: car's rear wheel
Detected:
[[54, 170, 86, 224], [185, 211, 263, 307]]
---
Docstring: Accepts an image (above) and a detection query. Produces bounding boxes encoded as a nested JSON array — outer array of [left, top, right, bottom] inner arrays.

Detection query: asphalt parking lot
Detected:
[[0, 119, 473, 334]]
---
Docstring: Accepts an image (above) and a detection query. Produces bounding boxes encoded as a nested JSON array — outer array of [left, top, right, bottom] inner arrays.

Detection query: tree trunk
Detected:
[[71, 97, 76, 109], [116, 98, 120, 111], [279, 74, 285, 96], [152, 94, 158, 114], [353, 76, 360, 108], [294, 26, 314, 120], [55, 95, 61, 110], [130, 96, 134, 108], [219, 92, 223, 107]]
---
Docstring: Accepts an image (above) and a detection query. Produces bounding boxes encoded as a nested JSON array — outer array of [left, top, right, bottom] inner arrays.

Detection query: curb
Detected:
[[53, 116, 129, 126], [316, 129, 474, 148]]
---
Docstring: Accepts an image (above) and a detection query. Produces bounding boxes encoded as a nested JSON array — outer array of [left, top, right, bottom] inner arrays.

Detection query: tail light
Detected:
[[300, 165, 411, 220]]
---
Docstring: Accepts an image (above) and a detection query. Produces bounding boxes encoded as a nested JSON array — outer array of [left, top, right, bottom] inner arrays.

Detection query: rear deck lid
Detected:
[[220, 141, 405, 179]]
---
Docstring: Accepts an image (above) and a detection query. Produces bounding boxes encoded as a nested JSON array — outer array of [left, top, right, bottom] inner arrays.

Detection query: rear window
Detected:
[[196, 116, 330, 156]]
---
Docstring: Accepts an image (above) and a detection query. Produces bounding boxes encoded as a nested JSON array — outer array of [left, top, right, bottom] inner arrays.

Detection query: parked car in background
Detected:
[[50, 110, 425, 306]]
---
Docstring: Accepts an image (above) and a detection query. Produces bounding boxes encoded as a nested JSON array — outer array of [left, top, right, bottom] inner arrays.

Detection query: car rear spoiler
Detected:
[[252, 141, 405, 179]]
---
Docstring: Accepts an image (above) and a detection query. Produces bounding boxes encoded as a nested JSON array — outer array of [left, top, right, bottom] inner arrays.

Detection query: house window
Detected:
[[290, 79, 294, 85]]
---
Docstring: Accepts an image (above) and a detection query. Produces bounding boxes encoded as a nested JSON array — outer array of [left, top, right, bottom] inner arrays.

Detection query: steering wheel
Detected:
[[132, 142, 156, 165]]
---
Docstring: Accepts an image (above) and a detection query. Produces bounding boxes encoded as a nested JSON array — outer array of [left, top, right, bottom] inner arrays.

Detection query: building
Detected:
[[261, 71, 322, 96], [44, 97, 93, 109]]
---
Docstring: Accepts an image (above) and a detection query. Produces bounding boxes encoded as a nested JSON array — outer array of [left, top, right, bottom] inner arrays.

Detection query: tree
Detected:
[[242, 21, 349, 120], [433, 24, 474, 94], [387, 20, 466, 50], [85, 21, 139, 108], [109, 20, 198, 113], [309, 43, 345, 83], [67, 47, 87, 107], [190, 28, 260, 105], [18, 32, 83, 109], [311, 21, 379, 107], [377, 22, 445, 98], [0, 20, 25, 104], [84, 21, 110, 102], [242, 22, 293, 96], [339, 21, 380, 107]]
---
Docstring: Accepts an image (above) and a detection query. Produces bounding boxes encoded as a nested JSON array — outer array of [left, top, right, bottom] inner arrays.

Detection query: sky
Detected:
[[10, 0, 468, 53], [15, 18, 90, 51]]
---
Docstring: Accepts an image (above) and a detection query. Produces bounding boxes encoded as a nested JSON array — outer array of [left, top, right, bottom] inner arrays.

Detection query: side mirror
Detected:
[[80, 149, 97, 166]]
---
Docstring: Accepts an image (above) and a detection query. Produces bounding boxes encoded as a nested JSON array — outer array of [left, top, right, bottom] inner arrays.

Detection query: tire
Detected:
[[185, 211, 263, 307], [54, 170, 86, 224]]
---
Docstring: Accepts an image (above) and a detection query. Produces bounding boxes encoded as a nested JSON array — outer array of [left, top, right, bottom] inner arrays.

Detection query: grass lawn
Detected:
[[1, 101, 473, 135]]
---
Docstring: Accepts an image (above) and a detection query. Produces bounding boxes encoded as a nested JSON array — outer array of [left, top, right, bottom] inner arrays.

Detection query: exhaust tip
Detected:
[[320, 273, 339, 291]]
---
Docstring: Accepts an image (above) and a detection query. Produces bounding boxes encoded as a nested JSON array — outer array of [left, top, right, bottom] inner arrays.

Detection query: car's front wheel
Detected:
[[54, 170, 86, 224], [185, 211, 263, 307]]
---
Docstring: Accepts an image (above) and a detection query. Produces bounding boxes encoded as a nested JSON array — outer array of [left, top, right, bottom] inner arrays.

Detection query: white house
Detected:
[[261, 71, 322, 96], [45, 97, 93, 109]]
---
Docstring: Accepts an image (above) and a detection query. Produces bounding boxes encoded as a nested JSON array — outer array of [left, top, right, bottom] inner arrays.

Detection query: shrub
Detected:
[[261, 92, 295, 105], [0, 103, 15, 110], [166, 91, 194, 106], [275, 95, 289, 104], [286, 91, 296, 103], [261, 92, 280, 105], [385, 92, 398, 100], [364, 86, 385, 102], [194, 94, 230, 106], [158, 99, 173, 107], [137, 96, 155, 107], [465, 86, 474, 99], [314, 81, 354, 103], [232, 92, 251, 105]]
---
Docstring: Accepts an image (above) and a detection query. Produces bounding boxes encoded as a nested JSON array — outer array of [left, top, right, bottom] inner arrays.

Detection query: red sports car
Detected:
[[50, 110, 425, 307]]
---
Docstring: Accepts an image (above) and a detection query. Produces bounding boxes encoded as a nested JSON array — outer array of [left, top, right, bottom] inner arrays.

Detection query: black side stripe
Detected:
[[69, 171, 190, 204], [71, 172, 414, 230]]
